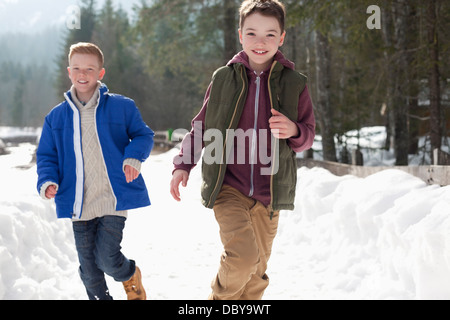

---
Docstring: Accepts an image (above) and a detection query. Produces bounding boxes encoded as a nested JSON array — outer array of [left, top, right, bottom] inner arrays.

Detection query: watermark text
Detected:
[[172, 122, 280, 175], [367, 5, 381, 30], [66, 5, 81, 30]]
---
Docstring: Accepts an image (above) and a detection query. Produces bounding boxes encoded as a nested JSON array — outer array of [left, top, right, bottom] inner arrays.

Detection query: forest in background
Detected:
[[0, 0, 449, 165]]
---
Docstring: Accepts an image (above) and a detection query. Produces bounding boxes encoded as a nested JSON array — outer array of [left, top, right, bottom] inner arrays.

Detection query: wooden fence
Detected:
[[297, 158, 450, 186]]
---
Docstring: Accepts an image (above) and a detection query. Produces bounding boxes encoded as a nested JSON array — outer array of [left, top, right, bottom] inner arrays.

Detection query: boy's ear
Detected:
[[67, 67, 71, 77], [99, 68, 106, 80], [238, 28, 243, 44], [279, 31, 286, 47]]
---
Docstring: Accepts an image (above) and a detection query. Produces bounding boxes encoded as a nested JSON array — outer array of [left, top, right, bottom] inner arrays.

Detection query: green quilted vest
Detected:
[[201, 61, 307, 212]]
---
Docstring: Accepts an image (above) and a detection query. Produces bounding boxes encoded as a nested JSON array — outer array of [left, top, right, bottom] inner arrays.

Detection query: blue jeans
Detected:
[[72, 216, 135, 300]]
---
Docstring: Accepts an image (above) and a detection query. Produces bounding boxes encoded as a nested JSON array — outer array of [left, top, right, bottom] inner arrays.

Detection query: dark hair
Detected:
[[239, 0, 286, 32]]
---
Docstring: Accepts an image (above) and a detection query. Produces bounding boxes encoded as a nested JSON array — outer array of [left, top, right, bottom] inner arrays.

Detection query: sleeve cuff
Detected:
[[123, 158, 142, 173], [39, 181, 59, 200]]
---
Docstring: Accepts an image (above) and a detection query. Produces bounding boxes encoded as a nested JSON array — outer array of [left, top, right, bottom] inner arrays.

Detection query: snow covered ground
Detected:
[[1, 137, 450, 300]]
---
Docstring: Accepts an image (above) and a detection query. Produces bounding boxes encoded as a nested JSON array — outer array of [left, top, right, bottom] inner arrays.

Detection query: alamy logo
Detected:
[[366, 5, 381, 30], [66, 5, 81, 30], [172, 122, 280, 176]]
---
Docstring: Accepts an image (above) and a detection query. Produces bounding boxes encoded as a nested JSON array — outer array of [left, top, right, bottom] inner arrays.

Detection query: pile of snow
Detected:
[[272, 166, 450, 299], [1, 142, 450, 300], [0, 127, 40, 139], [0, 145, 78, 299]]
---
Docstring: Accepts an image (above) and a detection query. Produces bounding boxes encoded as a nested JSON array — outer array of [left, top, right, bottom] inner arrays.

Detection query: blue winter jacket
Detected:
[[36, 84, 154, 219]]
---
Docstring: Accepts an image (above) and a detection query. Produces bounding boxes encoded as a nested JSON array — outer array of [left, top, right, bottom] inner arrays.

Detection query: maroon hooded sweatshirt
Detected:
[[174, 50, 316, 207]]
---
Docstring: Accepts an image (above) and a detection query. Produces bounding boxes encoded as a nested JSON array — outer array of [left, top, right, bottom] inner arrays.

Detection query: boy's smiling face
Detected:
[[239, 12, 286, 74], [67, 53, 105, 102]]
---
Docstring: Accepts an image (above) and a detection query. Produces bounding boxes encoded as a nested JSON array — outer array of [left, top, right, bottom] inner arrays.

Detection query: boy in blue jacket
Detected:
[[36, 42, 154, 300]]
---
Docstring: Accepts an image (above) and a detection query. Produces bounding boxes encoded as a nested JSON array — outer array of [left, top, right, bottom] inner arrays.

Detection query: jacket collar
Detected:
[[226, 50, 295, 73], [65, 82, 109, 105]]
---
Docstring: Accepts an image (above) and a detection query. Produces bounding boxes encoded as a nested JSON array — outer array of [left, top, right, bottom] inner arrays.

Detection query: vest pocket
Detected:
[[273, 142, 297, 208]]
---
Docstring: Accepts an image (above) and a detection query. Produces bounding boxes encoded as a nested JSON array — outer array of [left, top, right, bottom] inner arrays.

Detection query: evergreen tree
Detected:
[[11, 71, 25, 127], [426, 0, 442, 156], [133, 0, 231, 129]]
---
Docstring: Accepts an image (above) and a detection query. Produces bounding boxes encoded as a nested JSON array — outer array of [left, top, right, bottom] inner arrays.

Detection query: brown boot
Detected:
[[123, 266, 146, 300]]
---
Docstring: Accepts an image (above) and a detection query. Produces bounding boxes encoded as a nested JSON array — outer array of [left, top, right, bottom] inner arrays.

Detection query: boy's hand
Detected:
[[45, 185, 58, 199], [269, 109, 299, 139], [170, 169, 189, 202], [124, 165, 140, 183]]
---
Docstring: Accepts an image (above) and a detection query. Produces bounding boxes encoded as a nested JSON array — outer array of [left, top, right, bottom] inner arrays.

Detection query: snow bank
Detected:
[[270, 167, 450, 299], [0, 159, 79, 299], [0, 127, 40, 139]]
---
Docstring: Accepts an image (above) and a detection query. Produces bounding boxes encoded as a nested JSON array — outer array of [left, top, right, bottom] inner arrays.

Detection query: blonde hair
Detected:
[[68, 42, 104, 68], [239, 0, 286, 32]]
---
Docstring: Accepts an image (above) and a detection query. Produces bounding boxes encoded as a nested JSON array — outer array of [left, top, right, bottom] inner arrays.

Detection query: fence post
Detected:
[[352, 147, 364, 166], [434, 148, 450, 165]]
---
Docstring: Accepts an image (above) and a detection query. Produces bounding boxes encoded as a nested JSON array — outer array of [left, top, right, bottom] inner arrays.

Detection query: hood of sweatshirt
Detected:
[[226, 50, 295, 72]]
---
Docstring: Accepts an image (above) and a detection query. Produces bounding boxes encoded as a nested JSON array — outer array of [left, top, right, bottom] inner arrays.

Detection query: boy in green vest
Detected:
[[170, 0, 315, 300]]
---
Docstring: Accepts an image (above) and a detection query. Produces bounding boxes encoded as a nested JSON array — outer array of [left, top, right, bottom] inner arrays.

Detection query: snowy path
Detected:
[[1, 145, 450, 300]]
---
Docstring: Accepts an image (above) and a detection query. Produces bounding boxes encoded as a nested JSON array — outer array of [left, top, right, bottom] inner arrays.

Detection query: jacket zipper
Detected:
[[249, 72, 261, 197], [206, 66, 247, 208], [267, 61, 278, 219], [64, 93, 84, 220]]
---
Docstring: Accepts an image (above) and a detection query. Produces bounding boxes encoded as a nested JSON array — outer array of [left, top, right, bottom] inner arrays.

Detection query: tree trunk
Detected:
[[381, 0, 412, 165], [427, 0, 442, 154], [314, 30, 337, 162], [223, 0, 238, 64], [381, 6, 394, 152]]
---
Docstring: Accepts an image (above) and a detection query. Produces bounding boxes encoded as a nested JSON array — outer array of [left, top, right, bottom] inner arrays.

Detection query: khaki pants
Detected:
[[210, 185, 279, 300]]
